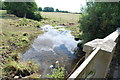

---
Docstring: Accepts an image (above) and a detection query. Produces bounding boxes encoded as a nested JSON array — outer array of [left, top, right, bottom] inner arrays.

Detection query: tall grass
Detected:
[[2, 61, 38, 78]]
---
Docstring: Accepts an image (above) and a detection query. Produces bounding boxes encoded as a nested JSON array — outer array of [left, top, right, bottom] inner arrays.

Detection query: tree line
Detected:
[[38, 7, 69, 13], [1, 0, 42, 21]]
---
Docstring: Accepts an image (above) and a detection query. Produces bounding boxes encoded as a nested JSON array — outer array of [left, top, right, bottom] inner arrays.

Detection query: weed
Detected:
[[34, 22, 41, 28], [8, 52, 19, 61], [2, 61, 38, 78], [9, 35, 29, 47], [46, 64, 65, 79], [19, 18, 29, 26]]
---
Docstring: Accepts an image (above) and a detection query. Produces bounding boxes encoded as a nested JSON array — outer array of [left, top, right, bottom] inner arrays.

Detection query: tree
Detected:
[[56, 8, 69, 13], [79, 2, 120, 43], [0, 0, 5, 10], [38, 7, 42, 11], [56, 8, 59, 12], [43, 7, 54, 12], [4, 1, 42, 21]]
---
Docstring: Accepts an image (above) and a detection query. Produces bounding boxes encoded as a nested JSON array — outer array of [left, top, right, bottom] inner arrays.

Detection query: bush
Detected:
[[4, 2, 42, 21], [79, 2, 120, 43], [33, 12, 42, 21]]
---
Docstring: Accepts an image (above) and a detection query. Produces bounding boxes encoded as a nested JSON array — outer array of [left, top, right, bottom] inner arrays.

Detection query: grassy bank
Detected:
[[1, 11, 81, 78], [1, 12, 44, 78]]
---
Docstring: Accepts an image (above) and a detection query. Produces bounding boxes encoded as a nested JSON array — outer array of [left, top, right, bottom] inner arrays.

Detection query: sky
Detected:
[[35, 0, 86, 13]]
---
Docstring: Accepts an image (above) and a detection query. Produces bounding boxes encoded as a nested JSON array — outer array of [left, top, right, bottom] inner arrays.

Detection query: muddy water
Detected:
[[20, 25, 80, 77]]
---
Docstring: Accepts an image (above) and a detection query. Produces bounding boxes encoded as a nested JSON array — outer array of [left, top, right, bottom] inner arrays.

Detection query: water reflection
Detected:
[[21, 25, 79, 77]]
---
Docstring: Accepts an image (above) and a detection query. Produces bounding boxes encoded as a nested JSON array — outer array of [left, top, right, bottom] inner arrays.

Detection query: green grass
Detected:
[[0, 10, 7, 15], [2, 61, 38, 78], [40, 12, 81, 37], [41, 12, 80, 24], [0, 10, 7, 18], [1, 15, 43, 46], [1, 14, 44, 78]]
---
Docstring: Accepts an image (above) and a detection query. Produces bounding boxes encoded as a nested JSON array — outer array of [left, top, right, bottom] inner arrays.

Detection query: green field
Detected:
[[0, 10, 7, 17], [41, 12, 80, 25], [40, 12, 81, 37]]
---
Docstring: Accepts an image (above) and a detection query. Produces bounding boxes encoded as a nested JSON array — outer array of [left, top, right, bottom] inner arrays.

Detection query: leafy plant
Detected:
[[47, 65, 65, 79]]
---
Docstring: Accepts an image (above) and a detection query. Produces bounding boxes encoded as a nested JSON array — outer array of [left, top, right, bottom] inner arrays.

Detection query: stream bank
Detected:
[[20, 25, 81, 78], [1, 13, 82, 79]]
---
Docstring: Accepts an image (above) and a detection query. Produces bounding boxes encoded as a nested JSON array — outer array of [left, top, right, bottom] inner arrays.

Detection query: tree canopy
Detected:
[[56, 9, 59, 12], [4, 1, 42, 21], [79, 2, 120, 43], [0, 0, 5, 10], [43, 7, 54, 12], [38, 7, 42, 11]]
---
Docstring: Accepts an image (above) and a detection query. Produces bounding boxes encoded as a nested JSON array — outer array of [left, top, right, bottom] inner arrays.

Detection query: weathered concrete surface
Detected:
[[68, 28, 120, 79], [83, 39, 116, 58], [83, 39, 116, 78]]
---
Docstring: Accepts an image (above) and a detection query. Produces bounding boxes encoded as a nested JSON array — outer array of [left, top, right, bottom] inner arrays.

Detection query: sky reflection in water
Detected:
[[21, 25, 79, 77]]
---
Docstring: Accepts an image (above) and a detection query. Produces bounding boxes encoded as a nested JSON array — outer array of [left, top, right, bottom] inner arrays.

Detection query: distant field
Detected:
[[0, 10, 7, 16], [40, 12, 81, 38], [40, 12, 80, 24]]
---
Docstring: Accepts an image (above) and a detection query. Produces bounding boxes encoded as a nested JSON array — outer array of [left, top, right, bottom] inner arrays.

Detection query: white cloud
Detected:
[[35, 0, 86, 12]]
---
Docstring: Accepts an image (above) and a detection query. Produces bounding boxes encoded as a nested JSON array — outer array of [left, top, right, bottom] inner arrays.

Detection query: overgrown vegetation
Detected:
[[47, 64, 65, 79], [79, 2, 120, 43], [2, 61, 38, 78], [1, 13, 44, 79], [9, 35, 29, 47]]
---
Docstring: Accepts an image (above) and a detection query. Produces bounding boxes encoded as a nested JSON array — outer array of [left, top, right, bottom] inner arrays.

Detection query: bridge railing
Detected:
[[68, 28, 120, 79]]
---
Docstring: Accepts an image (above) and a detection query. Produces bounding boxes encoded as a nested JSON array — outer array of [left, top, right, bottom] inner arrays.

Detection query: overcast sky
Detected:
[[35, 0, 86, 13]]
